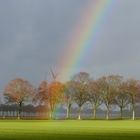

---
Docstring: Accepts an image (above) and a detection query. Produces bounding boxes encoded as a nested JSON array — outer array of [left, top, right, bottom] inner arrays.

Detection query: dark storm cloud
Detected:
[[0, 0, 88, 89], [78, 0, 140, 79], [0, 0, 140, 92]]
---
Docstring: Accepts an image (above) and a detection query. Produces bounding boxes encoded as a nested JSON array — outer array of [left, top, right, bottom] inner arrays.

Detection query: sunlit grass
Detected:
[[0, 120, 140, 140]]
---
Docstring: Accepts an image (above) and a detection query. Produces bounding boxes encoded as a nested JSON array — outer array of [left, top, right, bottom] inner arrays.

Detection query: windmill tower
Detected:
[[50, 68, 58, 81]]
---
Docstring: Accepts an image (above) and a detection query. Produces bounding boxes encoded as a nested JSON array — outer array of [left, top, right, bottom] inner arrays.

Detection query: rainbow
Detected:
[[58, 0, 115, 81]]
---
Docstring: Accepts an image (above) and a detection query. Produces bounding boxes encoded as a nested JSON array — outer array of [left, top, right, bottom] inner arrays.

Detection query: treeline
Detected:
[[1, 72, 140, 120], [0, 104, 47, 119]]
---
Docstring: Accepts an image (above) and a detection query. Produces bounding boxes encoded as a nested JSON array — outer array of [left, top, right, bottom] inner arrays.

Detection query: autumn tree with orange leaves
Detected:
[[34, 80, 64, 119], [4, 78, 35, 119], [47, 81, 64, 119]]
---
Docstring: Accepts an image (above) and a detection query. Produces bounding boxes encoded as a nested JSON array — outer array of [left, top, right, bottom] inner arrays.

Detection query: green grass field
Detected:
[[0, 120, 140, 140]]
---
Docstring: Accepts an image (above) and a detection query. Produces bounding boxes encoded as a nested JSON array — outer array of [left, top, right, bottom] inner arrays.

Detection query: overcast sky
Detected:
[[0, 0, 140, 91]]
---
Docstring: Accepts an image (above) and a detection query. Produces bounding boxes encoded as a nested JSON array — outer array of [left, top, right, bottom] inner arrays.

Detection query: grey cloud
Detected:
[[0, 0, 140, 92]]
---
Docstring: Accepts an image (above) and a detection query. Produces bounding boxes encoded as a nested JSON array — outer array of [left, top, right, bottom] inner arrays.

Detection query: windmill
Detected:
[[50, 68, 58, 81]]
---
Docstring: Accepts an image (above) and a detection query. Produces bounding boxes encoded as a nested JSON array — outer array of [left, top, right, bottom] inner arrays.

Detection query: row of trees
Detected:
[[3, 72, 140, 120]]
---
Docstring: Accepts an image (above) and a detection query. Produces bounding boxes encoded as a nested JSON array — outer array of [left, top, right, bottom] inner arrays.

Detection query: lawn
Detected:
[[0, 120, 140, 140]]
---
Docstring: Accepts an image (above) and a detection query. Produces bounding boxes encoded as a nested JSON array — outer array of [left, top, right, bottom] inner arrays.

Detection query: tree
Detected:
[[47, 81, 64, 119], [72, 72, 90, 120], [4, 78, 35, 119], [34, 81, 48, 105], [115, 81, 130, 119], [97, 75, 122, 120], [72, 72, 90, 84], [88, 80, 103, 119], [64, 81, 75, 119], [0, 98, 4, 118], [125, 79, 140, 120]]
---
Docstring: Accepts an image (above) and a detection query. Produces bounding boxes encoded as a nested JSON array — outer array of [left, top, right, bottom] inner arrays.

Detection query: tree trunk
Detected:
[[66, 104, 71, 119], [106, 107, 110, 120], [132, 106, 135, 120], [17, 102, 22, 120], [49, 103, 53, 120], [78, 106, 82, 120], [66, 107, 69, 119], [93, 106, 97, 119], [120, 107, 123, 119], [49, 111, 52, 120]]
